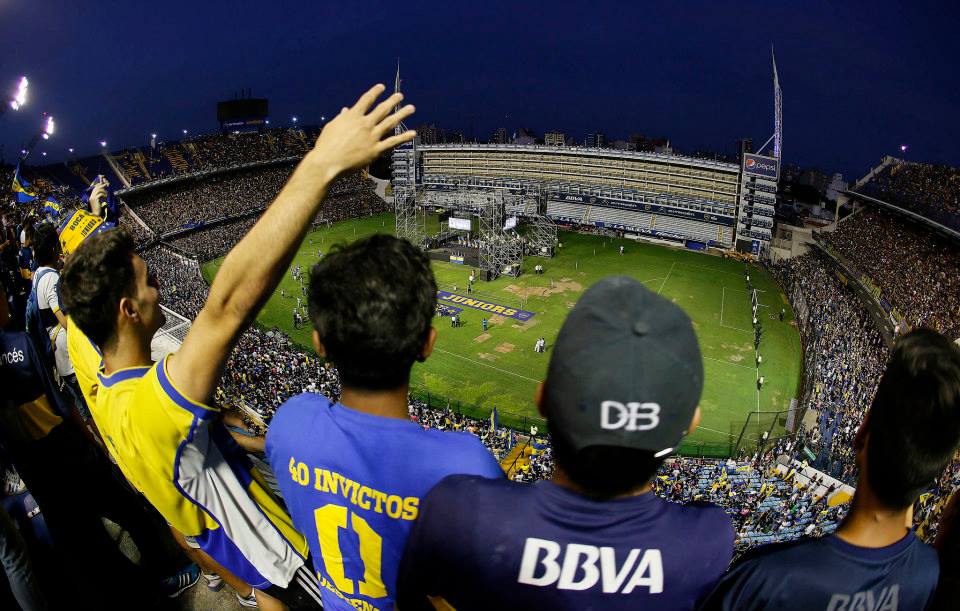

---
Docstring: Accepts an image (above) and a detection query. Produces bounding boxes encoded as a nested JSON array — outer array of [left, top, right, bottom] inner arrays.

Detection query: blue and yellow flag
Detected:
[[12, 164, 37, 203], [43, 197, 63, 218], [490, 406, 499, 431]]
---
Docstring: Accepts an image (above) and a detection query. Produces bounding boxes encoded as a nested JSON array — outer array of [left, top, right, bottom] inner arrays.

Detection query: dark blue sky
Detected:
[[2, 0, 958, 178]]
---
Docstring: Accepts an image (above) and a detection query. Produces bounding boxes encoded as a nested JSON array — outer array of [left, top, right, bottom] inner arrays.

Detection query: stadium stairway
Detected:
[[163, 147, 190, 173]]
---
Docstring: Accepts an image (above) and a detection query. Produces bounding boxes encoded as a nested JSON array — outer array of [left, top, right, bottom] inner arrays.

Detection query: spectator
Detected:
[[700, 329, 960, 611], [398, 276, 734, 610], [267, 234, 503, 611], [60, 83, 413, 611]]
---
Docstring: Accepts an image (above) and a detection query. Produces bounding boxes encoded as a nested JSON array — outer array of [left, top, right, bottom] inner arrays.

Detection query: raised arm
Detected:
[[168, 84, 415, 402]]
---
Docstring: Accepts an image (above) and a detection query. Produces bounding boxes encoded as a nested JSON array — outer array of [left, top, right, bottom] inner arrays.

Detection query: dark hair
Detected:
[[60, 229, 136, 349], [309, 234, 437, 390], [865, 328, 960, 510], [32, 223, 61, 266], [548, 419, 664, 500]]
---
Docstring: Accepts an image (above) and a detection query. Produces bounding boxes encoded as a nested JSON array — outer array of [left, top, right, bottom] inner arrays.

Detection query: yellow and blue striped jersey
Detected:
[[95, 355, 308, 589]]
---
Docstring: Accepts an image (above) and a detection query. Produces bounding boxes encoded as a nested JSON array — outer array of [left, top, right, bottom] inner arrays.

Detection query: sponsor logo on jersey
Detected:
[[517, 538, 664, 594]]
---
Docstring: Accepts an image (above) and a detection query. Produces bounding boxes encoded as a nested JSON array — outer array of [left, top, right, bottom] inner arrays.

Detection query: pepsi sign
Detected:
[[743, 153, 779, 180]]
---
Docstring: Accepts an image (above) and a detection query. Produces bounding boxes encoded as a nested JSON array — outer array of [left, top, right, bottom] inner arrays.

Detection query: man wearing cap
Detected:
[[396, 275, 734, 610]]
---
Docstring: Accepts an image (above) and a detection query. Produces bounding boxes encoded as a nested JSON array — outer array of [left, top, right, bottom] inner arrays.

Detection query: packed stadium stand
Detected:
[[4, 131, 960, 608], [856, 159, 960, 231]]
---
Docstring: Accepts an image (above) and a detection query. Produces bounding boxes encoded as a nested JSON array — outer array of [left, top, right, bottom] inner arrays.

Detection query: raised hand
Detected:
[[304, 84, 415, 181]]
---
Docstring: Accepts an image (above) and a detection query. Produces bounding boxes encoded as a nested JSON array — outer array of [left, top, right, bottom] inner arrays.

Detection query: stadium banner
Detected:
[[436, 291, 535, 321], [449, 217, 471, 231], [449, 255, 465, 264], [553, 193, 736, 226], [743, 153, 780, 180]]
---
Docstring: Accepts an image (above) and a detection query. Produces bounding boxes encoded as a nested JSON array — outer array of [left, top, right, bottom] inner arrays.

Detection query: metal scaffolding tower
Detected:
[[477, 190, 523, 279], [391, 60, 426, 246], [516, 185, 557, 257]]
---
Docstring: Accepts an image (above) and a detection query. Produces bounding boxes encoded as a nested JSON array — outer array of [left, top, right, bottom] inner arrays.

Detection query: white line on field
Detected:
[[703, 355, 755, 370], [433, 348, 541, 383], [697, 425, 736, 438], [658, 261, 676, 294]]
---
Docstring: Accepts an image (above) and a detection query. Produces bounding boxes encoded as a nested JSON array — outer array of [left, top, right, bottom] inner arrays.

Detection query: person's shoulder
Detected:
[[423, 474, 523, 514], [733, 537, 824, 571], [270, 392, 332, 430]]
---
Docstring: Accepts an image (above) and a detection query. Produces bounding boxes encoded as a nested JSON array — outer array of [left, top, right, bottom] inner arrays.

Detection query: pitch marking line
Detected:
[[433, 348, 540, 383], [703, 355, 755, 370], [719, 286, 753, 333], [657, 261, 676, 295], [696, 425, 736, 438]]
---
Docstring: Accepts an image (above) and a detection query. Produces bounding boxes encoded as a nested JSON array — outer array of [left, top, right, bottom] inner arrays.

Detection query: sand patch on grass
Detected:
[[478, 353, 498, 361], [512, 318, 541, 331], [494, 343, 515, 354], [474, 333, 491, 343], [488, 315, 506, 326], [504, 279, 583, 299]]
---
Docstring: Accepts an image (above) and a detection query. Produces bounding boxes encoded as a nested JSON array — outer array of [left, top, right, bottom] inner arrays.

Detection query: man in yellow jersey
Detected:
[[61, 84, 415, 610]]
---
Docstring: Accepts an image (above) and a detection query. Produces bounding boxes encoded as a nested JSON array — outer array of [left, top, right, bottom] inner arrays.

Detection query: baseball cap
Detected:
[[544, 275, 704, 457]]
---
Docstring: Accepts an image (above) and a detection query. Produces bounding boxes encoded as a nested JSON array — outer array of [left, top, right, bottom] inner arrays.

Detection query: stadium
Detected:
[[1, 6, 959, 610]]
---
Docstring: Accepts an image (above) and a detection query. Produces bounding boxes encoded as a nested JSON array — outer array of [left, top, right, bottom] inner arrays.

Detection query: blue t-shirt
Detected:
[[698, 531, 938, 611], [397, 476, 734, 611], [265, 393, 504, 611]]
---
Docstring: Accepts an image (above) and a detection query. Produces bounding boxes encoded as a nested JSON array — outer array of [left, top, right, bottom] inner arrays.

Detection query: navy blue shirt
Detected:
[[699, 531, 938, 611], [397, 476, 734, 611]]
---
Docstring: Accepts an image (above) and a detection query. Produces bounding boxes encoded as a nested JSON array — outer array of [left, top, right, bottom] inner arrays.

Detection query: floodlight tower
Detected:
[[19, 112, 55, 161]]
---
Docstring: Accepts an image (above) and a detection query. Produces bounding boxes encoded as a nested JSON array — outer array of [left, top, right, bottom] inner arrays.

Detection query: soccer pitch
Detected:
[[202, 212, 802, 455]]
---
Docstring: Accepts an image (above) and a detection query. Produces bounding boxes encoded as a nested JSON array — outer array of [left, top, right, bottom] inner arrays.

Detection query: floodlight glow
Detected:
[[43, 115, 55, 136], [42, 133, 49, 140], [41, 152, 47, 156], [900, 144, 908, 152], [182, 129, 188, 135], [292, 116, 298, 123], [10, 76, 28, 110], [68, 148, 74, 153], [151, 133, 157, 138], [100, 140, 107, 147]]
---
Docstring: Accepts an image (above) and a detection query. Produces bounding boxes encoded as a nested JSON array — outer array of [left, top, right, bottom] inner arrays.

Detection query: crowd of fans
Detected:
[[122, 165, 295, 235], [774, 252, 889, 484], [184, 129, 311, 172], [859, 161, 960, 231], [166, 215, 258, 261], [824, 208, 960, 340]]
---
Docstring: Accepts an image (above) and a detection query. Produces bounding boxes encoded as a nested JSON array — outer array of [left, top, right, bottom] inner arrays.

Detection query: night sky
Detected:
[[2, 0, 958, 178]]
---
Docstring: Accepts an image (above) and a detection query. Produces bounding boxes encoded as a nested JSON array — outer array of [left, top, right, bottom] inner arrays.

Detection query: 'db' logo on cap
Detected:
[[600, 401, 661, 431]]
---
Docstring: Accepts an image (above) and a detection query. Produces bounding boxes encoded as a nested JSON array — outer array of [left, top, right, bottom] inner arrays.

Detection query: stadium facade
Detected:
[[393, 143, 779, 254]]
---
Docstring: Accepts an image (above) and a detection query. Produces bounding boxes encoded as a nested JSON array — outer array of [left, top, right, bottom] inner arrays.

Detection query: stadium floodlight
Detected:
[[321, 116, 326, 122], [100, 140, 107, 147], [41, 151, 46, 157], [151, 133, 157, 138], [900, 144, 909, 152], [68, 148, 74, 153], [42, 115, 55, 138], [292, 116, 298, 123], [265, 119, 270, 125], [9, 76, 28, 111], [182, 129, 188, 135]]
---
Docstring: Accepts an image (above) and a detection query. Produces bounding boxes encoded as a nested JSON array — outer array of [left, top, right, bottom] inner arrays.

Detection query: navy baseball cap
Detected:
[[544, 276, 704, 457]]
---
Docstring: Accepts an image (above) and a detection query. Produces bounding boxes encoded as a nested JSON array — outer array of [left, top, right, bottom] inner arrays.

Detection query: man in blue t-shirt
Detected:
[[397, 276, 734, 611], [266, 234, 504, 611], [699, 329, 960, 611]]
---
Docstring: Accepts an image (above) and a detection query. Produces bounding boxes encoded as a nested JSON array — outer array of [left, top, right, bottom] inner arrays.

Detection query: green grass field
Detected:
[[202, 212, 802, 455]]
